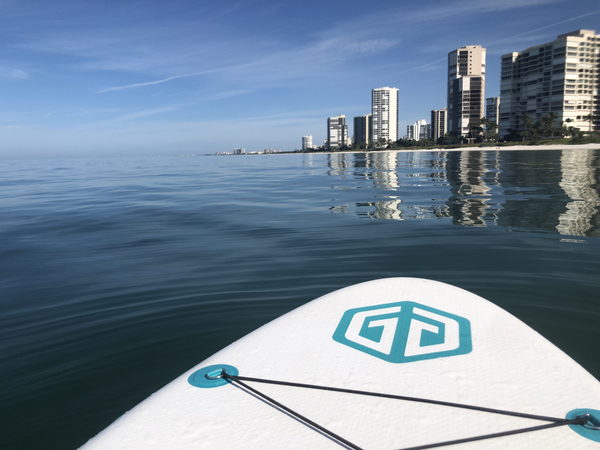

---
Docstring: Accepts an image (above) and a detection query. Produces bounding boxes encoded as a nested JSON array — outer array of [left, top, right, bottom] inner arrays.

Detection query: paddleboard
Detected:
[[81, 278, 600, 449]]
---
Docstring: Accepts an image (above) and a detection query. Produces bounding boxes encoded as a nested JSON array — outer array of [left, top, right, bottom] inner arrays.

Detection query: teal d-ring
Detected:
[[566, 408, 600, 442], [188, 364, 239, 388]]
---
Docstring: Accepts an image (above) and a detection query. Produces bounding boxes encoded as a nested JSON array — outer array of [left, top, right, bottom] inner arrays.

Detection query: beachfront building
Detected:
[[447, 45, 486, 139], [486, 97, 500, 126], [372, 87, 399, 143], [498, 29, 599, 139], [327, 115, 348, 149], [233, 148, 245, 154], [431, 107, 447, 141], [302, 135, 313, 150], [353, 114, 372, 145]]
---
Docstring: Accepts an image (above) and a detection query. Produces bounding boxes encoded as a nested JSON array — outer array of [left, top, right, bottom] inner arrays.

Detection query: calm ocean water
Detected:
[[1, 149, 599, 449]]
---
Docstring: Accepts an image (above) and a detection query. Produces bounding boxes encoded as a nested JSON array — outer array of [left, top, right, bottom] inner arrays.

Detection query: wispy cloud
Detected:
[[0, 63, 29, 80], [485, 8, 600, 46], [105, 106, 180, 123], [397, 0, 564, 24], [96, 65, 252, 93], [44, 108, 116, 117]]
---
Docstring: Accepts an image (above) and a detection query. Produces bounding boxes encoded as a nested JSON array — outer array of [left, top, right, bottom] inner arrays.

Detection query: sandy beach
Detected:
[[311, 142, 600, 156]]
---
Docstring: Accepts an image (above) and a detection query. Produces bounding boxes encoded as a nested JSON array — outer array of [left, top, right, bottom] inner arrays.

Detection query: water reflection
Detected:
[[557, 150, 600, 236], [322, 149, 600, 237], [446, 151, 494, 227]]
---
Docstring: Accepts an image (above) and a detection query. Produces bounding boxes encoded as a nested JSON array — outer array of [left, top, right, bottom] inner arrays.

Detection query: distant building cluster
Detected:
[[407, 120, 430, 141], [320, 87, 401, 150], [301, 28, 598, 148], [215, 147, 281, 155]]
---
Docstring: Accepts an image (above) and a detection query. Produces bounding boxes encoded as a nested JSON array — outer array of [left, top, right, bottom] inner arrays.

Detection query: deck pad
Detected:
[[81, 278, 600, 449]]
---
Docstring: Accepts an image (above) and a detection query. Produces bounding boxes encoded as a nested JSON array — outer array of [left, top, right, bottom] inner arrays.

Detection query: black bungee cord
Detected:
[[208, 369, 591, 450]]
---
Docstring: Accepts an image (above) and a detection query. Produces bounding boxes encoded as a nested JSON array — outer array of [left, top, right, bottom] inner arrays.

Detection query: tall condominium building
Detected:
[[372, 87, 399, 143], [353, 114, 372, 144], [447, 45, 486, 138], [431, 107, 448, 141], [498, 29, 599, 139], [327, 115, 348, 149], [486, 97, 500, 126], [302, 135, 313, 150], [233, 148, 245, 154]]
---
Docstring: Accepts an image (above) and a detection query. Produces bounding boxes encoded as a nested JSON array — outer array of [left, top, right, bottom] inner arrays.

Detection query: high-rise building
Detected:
[[302, 135, 313, 150], [485, 97, 500, 126], [372, 87, 399, 143], [498, 29, 599, 139], [431, 107, 448, 141], [327, 115, 348, 149], [353, 114, 372, 145], [447, 45, 486, 139], [233, 148, 245, 154]]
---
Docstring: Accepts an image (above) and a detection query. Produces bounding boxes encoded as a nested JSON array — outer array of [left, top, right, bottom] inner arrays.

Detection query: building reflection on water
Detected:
[[445, 151, 495, 227], [557, 150, 600, 236], [322, 149, 600, 237], [328, 152, 402, 220]]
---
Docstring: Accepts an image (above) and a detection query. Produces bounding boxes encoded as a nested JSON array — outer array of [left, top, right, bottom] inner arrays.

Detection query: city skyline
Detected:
[[1, 0, 600, 158]]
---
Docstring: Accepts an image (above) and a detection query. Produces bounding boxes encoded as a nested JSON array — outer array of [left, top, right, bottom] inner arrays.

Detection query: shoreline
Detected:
[[298, 142, 600, 156]]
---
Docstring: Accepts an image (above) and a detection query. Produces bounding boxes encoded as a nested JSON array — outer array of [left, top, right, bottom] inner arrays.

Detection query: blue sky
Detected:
[[1, 0, 599, 158]]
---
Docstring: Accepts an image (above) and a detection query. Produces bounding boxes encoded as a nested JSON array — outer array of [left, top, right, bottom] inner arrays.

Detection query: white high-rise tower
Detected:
[[371, 87, 399, 143]]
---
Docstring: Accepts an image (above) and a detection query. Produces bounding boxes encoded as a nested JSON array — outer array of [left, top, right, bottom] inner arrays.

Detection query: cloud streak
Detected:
[[104, 106, 180, 123], [96, 62, 259, 93], [484, 8, 600, 47], [0, 63, 29, 80]]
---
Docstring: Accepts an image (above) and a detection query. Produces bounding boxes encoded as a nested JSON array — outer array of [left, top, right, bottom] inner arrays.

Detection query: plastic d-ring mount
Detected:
[[566, 408, 600, 442], [188, 364, 239, 388]]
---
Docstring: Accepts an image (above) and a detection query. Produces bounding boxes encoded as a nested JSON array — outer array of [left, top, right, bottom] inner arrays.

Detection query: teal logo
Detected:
[[333, 301, 472, 363]]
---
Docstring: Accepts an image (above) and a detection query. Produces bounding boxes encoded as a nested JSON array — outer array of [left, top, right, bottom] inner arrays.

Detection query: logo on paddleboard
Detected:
[[333, 302, 471, 363]]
